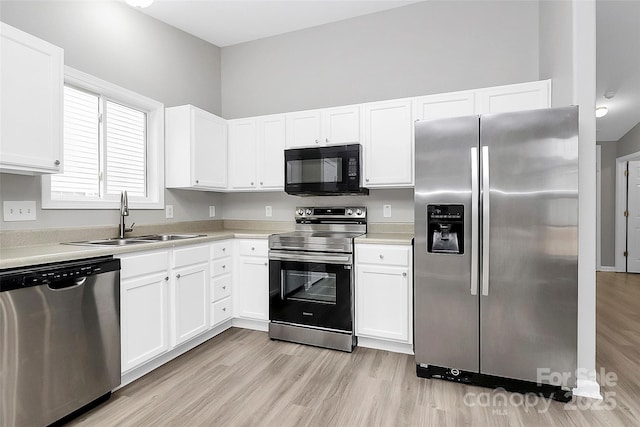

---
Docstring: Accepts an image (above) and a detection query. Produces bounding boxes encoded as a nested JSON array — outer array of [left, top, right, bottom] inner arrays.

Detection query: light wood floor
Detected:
[[69, 272, 639, 426]]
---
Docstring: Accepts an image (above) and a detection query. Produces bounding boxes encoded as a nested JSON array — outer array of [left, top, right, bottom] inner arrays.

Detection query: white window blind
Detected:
[[105, 101, 147, 197], [51, 86, 100, 198], [50, 85, 147, 201]]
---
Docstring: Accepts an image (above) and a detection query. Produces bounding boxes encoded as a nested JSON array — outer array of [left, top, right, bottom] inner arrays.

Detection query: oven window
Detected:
[[286, 158, 342, 185], [282, 270, 337, 305]]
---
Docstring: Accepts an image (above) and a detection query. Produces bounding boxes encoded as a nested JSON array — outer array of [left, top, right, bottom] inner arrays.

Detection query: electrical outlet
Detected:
[[209, 206, 216, 217], [383, 204, 392, 218], [265, 206, 272, 217], [3, 201, 37, 221], [165, 204, 174, 219]]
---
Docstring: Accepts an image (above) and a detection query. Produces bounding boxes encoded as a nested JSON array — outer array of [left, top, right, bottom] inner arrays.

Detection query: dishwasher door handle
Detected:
[[48, 276, 87, 291]]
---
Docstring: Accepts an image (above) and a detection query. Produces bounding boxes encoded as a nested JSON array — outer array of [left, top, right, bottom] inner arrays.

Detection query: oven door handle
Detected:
[[269, 251, 352, 265]]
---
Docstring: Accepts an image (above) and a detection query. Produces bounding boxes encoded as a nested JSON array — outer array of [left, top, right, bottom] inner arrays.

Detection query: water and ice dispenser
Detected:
[[427, 205, 464, 254]]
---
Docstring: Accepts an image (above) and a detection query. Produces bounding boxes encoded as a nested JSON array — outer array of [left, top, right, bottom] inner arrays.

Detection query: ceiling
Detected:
[[134, 0, 639, 142]]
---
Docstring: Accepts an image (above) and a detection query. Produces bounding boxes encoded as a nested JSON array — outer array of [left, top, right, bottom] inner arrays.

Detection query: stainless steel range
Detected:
[[268, 207, 366, 352]]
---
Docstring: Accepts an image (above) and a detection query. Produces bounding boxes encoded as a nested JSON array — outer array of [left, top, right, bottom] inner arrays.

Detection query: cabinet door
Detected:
[[362, 99, 413, 187], [0, 23, 63, 174], [285, 110, 322, 148], [414, 91, 476, 121], [172, 262, 210, 346], [235, 256, 269, 320], [477, 80, 550, 114], [192, 107, 227, 189], [228, 118, 258, 189], [121, 273, 170, 372], [323, 105, 360, 145], [258, 115, 285, 189], [356, 264, 410, 342]]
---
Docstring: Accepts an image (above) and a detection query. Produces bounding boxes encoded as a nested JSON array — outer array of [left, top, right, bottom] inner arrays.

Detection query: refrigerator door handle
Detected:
[[470, 147, 479, 296], [481, 145, 490, 296]]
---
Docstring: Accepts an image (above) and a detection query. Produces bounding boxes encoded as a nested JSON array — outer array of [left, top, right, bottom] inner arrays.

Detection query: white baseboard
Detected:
[[596, 266, 616, 272], [572, 379, 602, 399], [357, 336, 414, 355], [232, 317, 269, 332]]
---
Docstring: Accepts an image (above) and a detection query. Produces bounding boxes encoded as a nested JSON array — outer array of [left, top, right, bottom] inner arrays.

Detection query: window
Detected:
[[42, 67, 164, 209]]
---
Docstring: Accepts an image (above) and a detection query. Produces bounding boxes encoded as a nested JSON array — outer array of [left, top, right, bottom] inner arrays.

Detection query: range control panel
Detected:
[[295, 207, 366, 221]]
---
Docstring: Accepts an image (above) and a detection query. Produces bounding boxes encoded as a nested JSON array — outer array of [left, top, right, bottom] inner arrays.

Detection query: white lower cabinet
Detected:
[[171, 249, 210, 346], [118, 250, 170, 373], [234, 240, 269, 322], [355, 244, 413, 350]]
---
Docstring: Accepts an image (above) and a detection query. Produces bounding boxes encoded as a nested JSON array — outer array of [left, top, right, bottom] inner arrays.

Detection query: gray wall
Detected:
[[598, 141, 616, 267], [221, 0, 540, 118], [538, 0, 574, 107], [219, 0, 540, 224], [617, 121, 640, 158], [0, 0, 222, 231]]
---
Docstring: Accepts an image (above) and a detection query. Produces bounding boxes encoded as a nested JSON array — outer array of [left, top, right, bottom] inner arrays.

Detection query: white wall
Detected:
[[0, 0, 222, 230], [540, 0, 598, 398], [221, 0, 540, 119]]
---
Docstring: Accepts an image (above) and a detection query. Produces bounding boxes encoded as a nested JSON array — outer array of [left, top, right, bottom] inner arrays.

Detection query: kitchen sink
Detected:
[[135, 234, 206, 241], [65, 234, 206, 247]]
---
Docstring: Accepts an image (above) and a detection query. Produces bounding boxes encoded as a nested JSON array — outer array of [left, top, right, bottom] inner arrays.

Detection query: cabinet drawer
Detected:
[[211, 298, 232, 326], [212, 258, 232, 277], [173, 244, 209, 267], [238, 240, 268, 257], [211, 275, 232, 301], [211, 240, 232, 259], [356, 245, 410, 266], [118, 250, 169, 279]]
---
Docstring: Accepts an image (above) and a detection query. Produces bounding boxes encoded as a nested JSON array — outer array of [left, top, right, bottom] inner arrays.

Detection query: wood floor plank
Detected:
[[68, 272, 640, 426]]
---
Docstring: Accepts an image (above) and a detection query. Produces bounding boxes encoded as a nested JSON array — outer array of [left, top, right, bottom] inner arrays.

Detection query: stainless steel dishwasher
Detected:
[[0, 256, 121, 426]]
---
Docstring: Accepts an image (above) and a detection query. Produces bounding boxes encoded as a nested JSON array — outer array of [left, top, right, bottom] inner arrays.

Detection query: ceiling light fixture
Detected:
[[125, 0, 154, 8], [595, 106, 608, 118]]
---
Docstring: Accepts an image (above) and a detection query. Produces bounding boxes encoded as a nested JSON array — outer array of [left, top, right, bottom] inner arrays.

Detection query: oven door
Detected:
[[269, 250, 353, 332]]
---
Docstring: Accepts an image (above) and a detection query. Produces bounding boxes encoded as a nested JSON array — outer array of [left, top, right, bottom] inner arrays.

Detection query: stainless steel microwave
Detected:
[[284, 144, 369, 196]]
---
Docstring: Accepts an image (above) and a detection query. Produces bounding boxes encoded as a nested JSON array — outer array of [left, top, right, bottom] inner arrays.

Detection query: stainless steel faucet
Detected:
[[119, 191, 135, 238]]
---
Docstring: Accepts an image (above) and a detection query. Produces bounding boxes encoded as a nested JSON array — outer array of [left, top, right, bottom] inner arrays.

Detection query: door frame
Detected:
[[596, 146, 601, 270], [615, 150, 640, 272]]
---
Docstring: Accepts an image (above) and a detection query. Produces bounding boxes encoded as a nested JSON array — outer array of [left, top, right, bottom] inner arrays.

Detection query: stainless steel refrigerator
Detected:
[[414, 106, 578, 399]]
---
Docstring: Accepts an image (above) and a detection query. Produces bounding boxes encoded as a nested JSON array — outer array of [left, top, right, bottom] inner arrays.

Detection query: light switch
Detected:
[[265, 206, 272, 217], [166, 205, 174, 219], [209, 206, 216, 217], [3, 201, 37, 221], [383, 204, 392, 218]]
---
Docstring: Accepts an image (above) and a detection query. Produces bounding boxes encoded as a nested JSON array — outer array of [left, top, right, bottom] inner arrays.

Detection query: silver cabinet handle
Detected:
[[470, 146, 479, 296], [264, 262, 268, 266], [379, 254, 384, 260], [195, 180, 199, 184], [260, 181, 263, 185], [251, 247, 255, 251], [481, 145, 490, 296], [365, 178, 370, 182], [402, 272, 407, 277], [176, 273, 181, 279], [222, 247, 226, 252], [222, 307, 226, 312], [222, 264, 226, 269], [325, 138, 329, 143], [54, 159, 60, 166], [315, 139, 319, 144], [250, 182, 254, 186], [164, 276, 169, 281], [222, 285, 226, 290]]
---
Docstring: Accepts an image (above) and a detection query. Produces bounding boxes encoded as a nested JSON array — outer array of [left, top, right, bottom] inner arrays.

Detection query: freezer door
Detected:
[[479, 106, 578, 388], [414, 115, 480, 372]]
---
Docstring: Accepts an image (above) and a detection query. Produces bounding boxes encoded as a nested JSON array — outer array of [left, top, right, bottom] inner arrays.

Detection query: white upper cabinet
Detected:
[[165, 105, 227, 190], [228, 114, 285, 191], [285, 106, 360, 148], [228, 118, 258, 190], [362, 99, 414, 188], [413, 90, 476, 121], [257, 114, 286, 189], [322, 105, 360, 145], [476, 80, 551, 114], [0, 23, 64, 175], [286, 110, 322, 148]]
